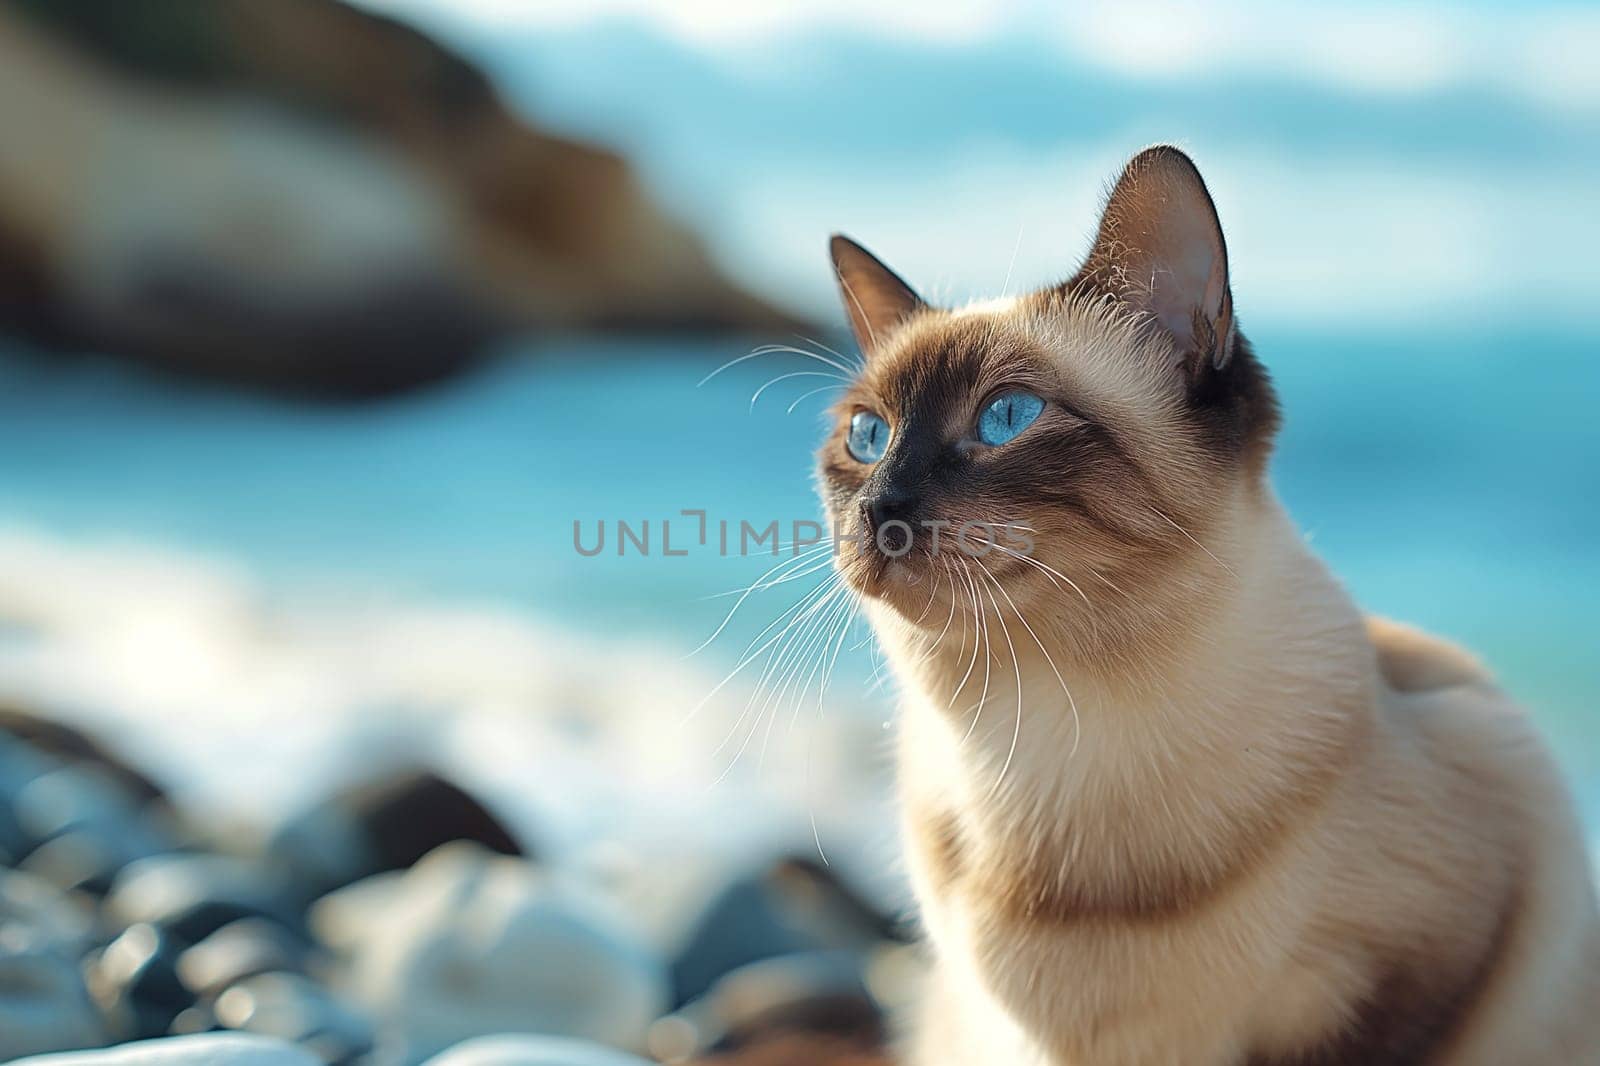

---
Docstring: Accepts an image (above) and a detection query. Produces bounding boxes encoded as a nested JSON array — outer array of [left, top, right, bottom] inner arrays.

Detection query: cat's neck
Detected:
[[881, 486, 1377, 870]]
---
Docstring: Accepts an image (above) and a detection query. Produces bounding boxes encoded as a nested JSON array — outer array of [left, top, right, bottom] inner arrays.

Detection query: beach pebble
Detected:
[[684, 1034, 893, 1065], [1, 734, 58, 862], [12, 765, 175, 894], [266, 769, 524, 901], [7, 1032, 322, 1066], [650, 952, 883, 1062], [105, 855, 300, 946], [670, 858, 898, 1006], [1, 868, 97, 953], [423, 1034, 654, 1066], [213, 973, 375, 1065], [317, 842, 665, 1061], [0, 921, 108, 1060], [0, 707, 167, 808], [177, 919, 316, 999], [84, 924, 194, 1041]]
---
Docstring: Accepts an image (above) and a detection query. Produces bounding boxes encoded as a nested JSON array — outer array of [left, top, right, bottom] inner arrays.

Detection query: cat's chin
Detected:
[[841, 555, 954, 623]]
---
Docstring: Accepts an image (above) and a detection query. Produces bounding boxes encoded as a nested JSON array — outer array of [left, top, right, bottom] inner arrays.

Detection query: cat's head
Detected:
[[816, 147, 1279, 634]]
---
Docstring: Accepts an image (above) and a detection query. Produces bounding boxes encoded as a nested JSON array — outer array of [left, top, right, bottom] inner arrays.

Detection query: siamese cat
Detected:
[[817, 146, 1600, 1065]]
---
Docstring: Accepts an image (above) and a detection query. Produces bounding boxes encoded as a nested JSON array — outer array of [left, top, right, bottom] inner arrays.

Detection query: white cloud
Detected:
[[357, 0, 1600, 111]]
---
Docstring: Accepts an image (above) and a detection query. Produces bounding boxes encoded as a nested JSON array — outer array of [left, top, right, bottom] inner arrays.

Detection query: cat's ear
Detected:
[[1076, 146, 1235, 372], [830, 234, 927, 357]]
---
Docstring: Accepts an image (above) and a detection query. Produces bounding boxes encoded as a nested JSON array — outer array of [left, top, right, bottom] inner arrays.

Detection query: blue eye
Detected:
[[846, 410, 890, 464], [978, 391, 1045, 446]]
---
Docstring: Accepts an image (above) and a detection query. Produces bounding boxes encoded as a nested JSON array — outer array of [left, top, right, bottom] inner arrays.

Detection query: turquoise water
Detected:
[[1, 322, 1597, 782]]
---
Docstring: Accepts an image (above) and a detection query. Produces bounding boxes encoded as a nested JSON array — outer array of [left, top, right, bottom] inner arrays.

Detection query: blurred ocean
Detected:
[[2, 1, 1598, 858], [3, 323, 1597, 758]]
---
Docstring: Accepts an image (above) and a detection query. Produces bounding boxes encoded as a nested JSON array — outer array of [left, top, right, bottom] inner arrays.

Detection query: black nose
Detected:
[[861, 488, 919, 543]]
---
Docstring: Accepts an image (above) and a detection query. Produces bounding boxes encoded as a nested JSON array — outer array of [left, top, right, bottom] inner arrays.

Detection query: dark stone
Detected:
[[177, 919, 316, 999], [0, 734, 55, 862], [717, 992, 884, 1054], [19, 831, 132, 896], [11, 765, 174, 893], [654, 952, 885, 1062], [213, 973, 374, 1066], [669, 857, 900, 1007], [0, 911, 107, 1059], [688, 1035, 893, 1066], [266, 768, 523, 900], [0, 707, 167, 807], [105, 855, 302, 947], [85, 923, 195, 1041]]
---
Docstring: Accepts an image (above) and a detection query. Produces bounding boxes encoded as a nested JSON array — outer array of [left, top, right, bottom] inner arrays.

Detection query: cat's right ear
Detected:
[[830, 234, 926, 357]]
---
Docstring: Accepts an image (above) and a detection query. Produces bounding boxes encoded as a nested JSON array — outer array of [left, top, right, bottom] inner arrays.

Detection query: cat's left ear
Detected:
[[830, 234, 927, 358], [1074, 146, 1235, 373]]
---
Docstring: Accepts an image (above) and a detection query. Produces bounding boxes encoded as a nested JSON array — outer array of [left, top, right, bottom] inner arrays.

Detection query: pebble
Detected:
[[0, 921, 108, 1061], [650, 951, 883, 1061], [315, 841, 665, 1062], [0, 867, 96, 953], [1, 733, 58, 863], [669, 857, 898, 1006], [266, 769, 523, 901], [84, 924, 195, 1041], [176, 918, 316, 999], [7, 1032, 322, 1066], [213, 973, 374, 1065], [10, 765, 174, 895], [423, 1034, 655, 1066], [0, 707, 168, 808], [105, 855, 300, 946]]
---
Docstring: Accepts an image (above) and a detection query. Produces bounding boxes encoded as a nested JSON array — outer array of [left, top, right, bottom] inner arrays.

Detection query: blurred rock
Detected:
[[0, 0, 797, 400], [84, 924, 194, 1041], [688, 1036, 893, 1066], [670, 857, 900, 1007], [650, 952, 884, 1063], [314, 842, 666, 1062], [105, 855, 301, 947], [14, 766, 176, 894], [0, 919, 107, 1059], [8, 1032, 322, 1066], [177, 919, 316, 999], [1, 734, 57, 864], [0, 707, 168, 808], [213, 973, 375, 1065], [424, 1035, 655, 1066], [266, 768, 524, 902], [0, 869, 97, 954]]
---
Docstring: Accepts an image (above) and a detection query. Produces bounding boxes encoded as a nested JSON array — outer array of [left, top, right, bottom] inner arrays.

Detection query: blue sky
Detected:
[[355, 0, 1600, 326]]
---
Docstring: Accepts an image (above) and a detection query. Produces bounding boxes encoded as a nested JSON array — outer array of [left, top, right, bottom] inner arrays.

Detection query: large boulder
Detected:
[[0, 0, 795, 398]]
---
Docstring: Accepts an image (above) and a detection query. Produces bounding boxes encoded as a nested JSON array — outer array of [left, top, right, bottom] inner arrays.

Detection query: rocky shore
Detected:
[[0, 530, 908, 1065], [0, 706, 910, 1065], [0, 0, 797, 398]]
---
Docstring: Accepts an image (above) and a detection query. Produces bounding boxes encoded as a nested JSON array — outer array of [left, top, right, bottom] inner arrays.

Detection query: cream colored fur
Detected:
[[878, 477, 1600, 1065], [823, 150, 1600, 1065]]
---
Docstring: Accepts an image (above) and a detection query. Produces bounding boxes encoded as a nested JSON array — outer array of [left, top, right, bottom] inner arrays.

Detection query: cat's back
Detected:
[[1366, 616, 1491, 695], [1358, 616, 1600, 1064]]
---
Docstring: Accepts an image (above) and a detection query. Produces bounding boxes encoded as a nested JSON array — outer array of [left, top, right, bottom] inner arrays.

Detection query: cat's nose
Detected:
[[861, 488, 919, 542]]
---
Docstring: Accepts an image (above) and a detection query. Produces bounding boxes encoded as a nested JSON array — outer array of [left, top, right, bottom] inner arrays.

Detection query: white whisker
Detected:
[[973, 560, 1023, 796], [750, 370, 851, 411], [1149, 504, 1236, 578]]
